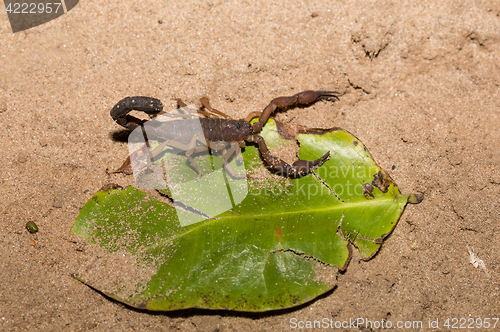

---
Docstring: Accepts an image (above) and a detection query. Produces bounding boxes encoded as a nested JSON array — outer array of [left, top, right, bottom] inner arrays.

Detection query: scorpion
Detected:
[[110, 90, 338, 179]]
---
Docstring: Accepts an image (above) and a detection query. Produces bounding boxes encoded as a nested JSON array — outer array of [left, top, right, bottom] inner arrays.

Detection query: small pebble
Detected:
[[0, 99, 6, 113], [53, 197, 64, 208], [26, 221, 38, 234], [311, 12, 319, 17], [17, 151, 29, 163], [39, 138, 49, 147]]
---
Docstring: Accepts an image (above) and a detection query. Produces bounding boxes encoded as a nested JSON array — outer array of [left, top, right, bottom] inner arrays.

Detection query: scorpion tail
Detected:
[[110, 96, 163, 130]]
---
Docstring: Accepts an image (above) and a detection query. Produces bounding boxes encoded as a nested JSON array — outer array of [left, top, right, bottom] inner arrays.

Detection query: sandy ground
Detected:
[[1, 0, 500, 331]]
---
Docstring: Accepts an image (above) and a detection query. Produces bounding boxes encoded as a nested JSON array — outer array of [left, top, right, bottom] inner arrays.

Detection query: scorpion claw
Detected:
[[294, 91, 339, 104], [290, 151, 330, 177], [252, 134, 330, 178], [253, 90, 339, 133]]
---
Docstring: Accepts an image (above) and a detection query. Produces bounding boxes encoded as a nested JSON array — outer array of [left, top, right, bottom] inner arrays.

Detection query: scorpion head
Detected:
[[221, 120, 253, 141]]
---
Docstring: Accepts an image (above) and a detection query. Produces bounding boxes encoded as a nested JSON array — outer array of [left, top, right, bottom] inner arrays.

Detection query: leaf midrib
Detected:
[[165, 195, 405, 243]]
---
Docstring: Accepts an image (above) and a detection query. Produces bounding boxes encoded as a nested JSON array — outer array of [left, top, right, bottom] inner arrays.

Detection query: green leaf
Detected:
[[71, 120, 419, 311]]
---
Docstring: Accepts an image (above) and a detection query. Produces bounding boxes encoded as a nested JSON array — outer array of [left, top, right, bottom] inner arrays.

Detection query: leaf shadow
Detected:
[[82, 281, 339, 318]]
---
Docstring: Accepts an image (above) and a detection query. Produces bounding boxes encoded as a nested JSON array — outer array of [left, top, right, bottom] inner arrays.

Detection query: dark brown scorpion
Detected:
[[110, 90, 338, 179]]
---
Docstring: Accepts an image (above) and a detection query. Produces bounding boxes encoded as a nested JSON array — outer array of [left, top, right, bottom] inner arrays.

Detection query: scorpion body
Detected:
[[140, 117, 253, 145], [110, 90, 338, 178]]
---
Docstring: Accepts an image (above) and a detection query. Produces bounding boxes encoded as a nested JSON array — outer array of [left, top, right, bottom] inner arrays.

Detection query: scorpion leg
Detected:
[[111, 96, 163, 130], [196, 109, 216, 118], [200, 97, 230, 119], [248, 134, 330, 178], [114, 140, 156, 174], [252, 90, 338, 133], [184, 134, 207, 180], [204, 141, 245, 179], [235, 140, 245, 162], [152, 135, 208, 180], [221, 143, 246, 179], [208, 142, 237, 177], [176, 98, 213, 118], [122, 136, 209, 179], [177, 98, 224, 119], [176, 98, 188, 108], [244, 111, 262, 122]]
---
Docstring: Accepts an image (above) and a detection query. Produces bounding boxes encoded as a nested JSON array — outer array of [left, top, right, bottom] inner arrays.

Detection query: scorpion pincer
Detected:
[[110, 90, 338, 179]]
